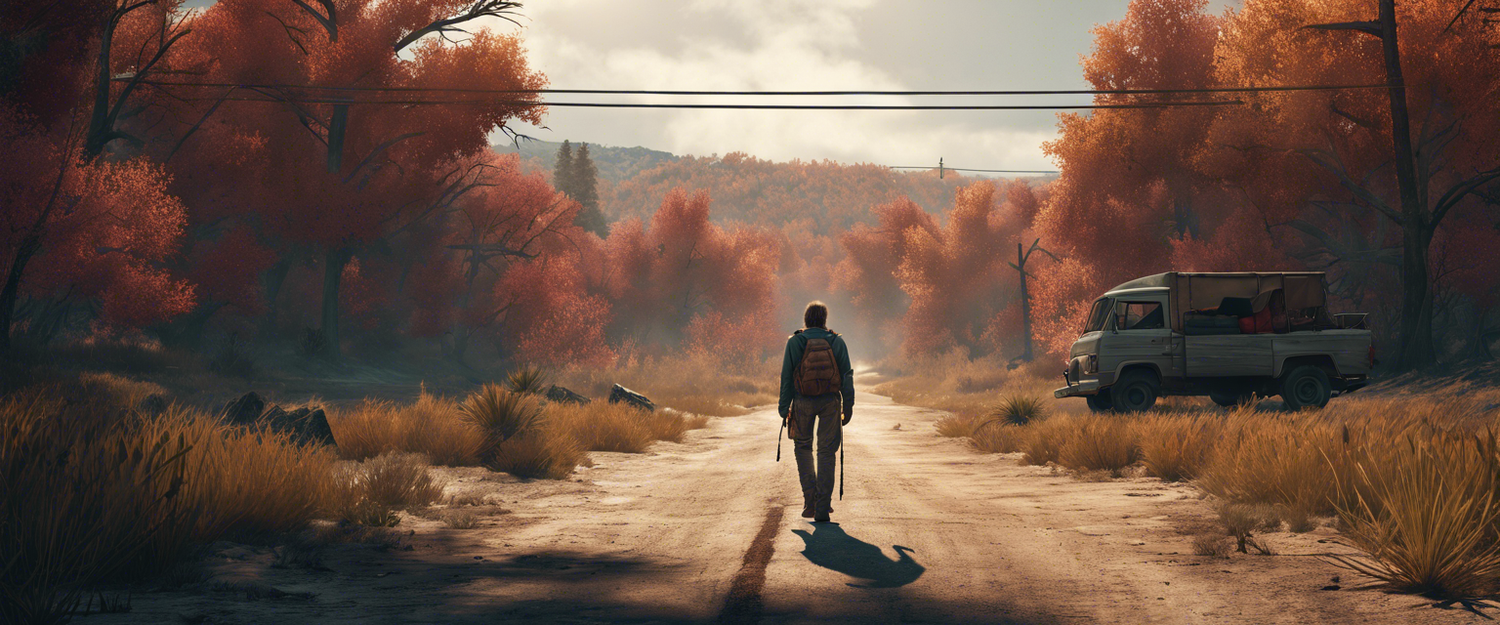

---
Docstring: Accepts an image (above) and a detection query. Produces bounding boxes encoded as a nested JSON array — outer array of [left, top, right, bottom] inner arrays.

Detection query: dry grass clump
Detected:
[[982, 394, 1049, 427], [486, 430, 586, 479], [1134, 415, 1220, 482], [1020, 417, 1073, 466], [504, 365, 550, 395], [462, 383, 547, 444], [935, 414, 973, 438], [0, 386, 338, 624], [443, 510, 480, 529], [1192, 534, 1233, 559], [1330, 427, 1500, 597], [330, 453, 445, 527], [332, 392, 486, 466], [1058, 415, 1141, 476], [1194, 408, 1344, 518], [548, 402, 709, 453], [1218, 503, 1280, 554]]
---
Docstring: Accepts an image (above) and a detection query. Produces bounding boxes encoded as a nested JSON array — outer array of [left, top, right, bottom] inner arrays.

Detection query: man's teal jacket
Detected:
[[778, 327, 855, 419]]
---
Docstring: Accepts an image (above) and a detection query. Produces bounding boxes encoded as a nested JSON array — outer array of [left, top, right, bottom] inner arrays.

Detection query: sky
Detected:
[[497, 0, 1241, 172]]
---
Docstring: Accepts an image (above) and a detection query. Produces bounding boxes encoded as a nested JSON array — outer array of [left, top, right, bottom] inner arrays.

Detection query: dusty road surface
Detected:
[[95, 394, 1487, 625]]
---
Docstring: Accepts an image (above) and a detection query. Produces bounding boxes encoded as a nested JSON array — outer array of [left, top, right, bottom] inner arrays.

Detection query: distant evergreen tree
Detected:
[[570, 143, 608, 237], [553, 140, 575, 198]]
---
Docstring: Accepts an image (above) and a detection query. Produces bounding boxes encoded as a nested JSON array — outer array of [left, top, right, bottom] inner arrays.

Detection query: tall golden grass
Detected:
[[0, 387, 339, 624], [330, 383, 711, 479], [330, 452, 446, 526], [333, 392, 486, 466], [924, 374, 1500, 599]]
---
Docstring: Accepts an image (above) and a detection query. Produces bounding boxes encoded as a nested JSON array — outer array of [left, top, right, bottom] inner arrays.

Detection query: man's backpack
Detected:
[[794, 334, 842, 396]]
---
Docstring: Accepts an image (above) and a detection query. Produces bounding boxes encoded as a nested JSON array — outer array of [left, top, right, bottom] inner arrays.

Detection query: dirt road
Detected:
[[98, 394, 1485, 625]]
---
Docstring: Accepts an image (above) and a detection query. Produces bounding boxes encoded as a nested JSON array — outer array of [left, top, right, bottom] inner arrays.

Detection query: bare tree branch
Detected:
[[1432, 168, 1500, 226], [394, 0, 523, 52], [1299, 148, 1405, 224], [1304, 21, 1382, 37], [290, 0, 336, 41]]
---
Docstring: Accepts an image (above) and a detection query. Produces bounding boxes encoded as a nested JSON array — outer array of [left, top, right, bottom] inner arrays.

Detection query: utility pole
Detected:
[[1008, 238, 1060, 362]]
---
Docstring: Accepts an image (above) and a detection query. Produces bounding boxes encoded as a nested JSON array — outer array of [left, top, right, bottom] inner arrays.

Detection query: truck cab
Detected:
[[1055, 272, 1372, 412]]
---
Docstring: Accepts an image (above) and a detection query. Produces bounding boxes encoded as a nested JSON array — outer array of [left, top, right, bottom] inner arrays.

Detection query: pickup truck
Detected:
[[1053, 272, 1372, 412]]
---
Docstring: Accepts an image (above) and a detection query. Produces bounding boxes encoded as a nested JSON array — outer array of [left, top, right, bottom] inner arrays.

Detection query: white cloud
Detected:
[[499, 0, 1083, 171]]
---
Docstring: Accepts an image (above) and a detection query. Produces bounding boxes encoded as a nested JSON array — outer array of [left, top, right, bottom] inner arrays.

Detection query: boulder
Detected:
[[260, 405, 337, 447], [221, 391, 265, 426], [221, 392, 335, 447], [608, 384, 655, 412], [545, 385, 590, 405]]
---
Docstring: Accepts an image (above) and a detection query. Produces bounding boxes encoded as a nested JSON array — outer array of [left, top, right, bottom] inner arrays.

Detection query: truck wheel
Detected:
[[1110, 371, 1159, 413], [1086, 391, 1112, 413], [1209, 389, 1253, 408], [1280, 365, 1331, 411]]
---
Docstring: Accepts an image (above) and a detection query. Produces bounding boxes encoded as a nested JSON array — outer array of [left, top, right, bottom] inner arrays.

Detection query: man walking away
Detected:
[[780, 301, 855, 523]]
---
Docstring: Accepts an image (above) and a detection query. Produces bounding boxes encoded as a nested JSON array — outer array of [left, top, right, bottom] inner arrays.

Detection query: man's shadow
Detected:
[[790, 524, 925, 588]]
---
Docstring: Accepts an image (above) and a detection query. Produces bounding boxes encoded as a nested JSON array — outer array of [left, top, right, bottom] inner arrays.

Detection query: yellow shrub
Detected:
[[331, 392, 486, 466], [1058, 415, 1141, 476]]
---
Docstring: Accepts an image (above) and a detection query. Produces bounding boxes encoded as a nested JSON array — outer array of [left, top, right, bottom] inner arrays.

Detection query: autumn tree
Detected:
[[0, 110, 195, 347], [172, 0, 547, 359], [0, 0, 196, 351], [603, 188, 782, 362], [431, 153, 584, 364], [1207, 0, 1500, 368]]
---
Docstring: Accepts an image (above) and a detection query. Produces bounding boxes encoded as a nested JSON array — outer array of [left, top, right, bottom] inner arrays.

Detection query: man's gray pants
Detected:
[[791, 394, 842, 516]]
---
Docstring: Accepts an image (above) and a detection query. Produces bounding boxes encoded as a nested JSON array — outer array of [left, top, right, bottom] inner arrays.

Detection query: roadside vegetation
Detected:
[[0, 363, 709, 624], [920, 363, 1500, 599]]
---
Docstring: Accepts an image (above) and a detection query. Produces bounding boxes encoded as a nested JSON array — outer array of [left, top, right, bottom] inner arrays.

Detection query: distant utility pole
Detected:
[[1009, 238, 1060, 362], [939, 157, 944, 179]]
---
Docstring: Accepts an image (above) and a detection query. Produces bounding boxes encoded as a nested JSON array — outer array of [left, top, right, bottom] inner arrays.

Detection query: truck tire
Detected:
[[1209, 388, 1253, 408], [1110, 370, 1159, 413], [1086, 391, 1112, 412], [1280, 365, 1331, 411]]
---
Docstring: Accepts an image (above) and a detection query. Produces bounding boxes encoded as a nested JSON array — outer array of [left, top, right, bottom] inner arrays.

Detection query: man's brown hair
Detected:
[[804, 301, 828, 328]]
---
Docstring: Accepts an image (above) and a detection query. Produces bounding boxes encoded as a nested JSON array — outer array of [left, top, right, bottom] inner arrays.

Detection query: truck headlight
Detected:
[[1086, 354, 1098, 374]]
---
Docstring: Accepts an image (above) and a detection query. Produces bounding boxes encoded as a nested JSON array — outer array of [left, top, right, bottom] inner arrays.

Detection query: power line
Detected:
[[890, 166, 1058, 174], [164, 95, 1245, 110], [125, 78, 1392, 97]]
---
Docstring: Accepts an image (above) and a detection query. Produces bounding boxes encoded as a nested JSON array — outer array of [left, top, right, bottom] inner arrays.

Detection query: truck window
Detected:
[[1083, 298, 1112, 333], [1119, 302, 1164, 331]]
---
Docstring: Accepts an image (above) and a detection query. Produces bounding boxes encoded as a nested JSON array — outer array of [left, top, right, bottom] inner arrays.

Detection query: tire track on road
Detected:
[[716, 504, 785, 625]]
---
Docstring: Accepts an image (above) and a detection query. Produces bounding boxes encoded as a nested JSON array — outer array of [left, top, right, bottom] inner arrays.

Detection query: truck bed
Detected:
[[1184, 329, 1371, 378]]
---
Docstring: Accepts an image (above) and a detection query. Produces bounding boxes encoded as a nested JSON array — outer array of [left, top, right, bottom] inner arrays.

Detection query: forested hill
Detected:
[[495, 141, 1054, 234], [492, 139, 678, 184]]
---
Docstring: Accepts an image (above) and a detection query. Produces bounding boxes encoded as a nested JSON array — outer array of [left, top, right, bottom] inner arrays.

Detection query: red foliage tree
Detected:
[[166, 0, 547, 358], [0, 110, 194, 346], [603, 188, 783, 362]]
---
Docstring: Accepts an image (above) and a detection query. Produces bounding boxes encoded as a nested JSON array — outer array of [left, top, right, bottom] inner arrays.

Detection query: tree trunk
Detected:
[[258, 256, 292, 339], [84, 13, 116, 157], [320, 247, 352, 360], [1378, 0, 1436, 370], [157, 300, 227, 348], [0, 234, 41, 353], [1018, 243, 1033, 362]]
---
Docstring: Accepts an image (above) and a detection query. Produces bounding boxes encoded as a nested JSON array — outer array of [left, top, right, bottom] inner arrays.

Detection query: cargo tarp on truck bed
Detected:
[[1107, 272, 1327, 332]]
